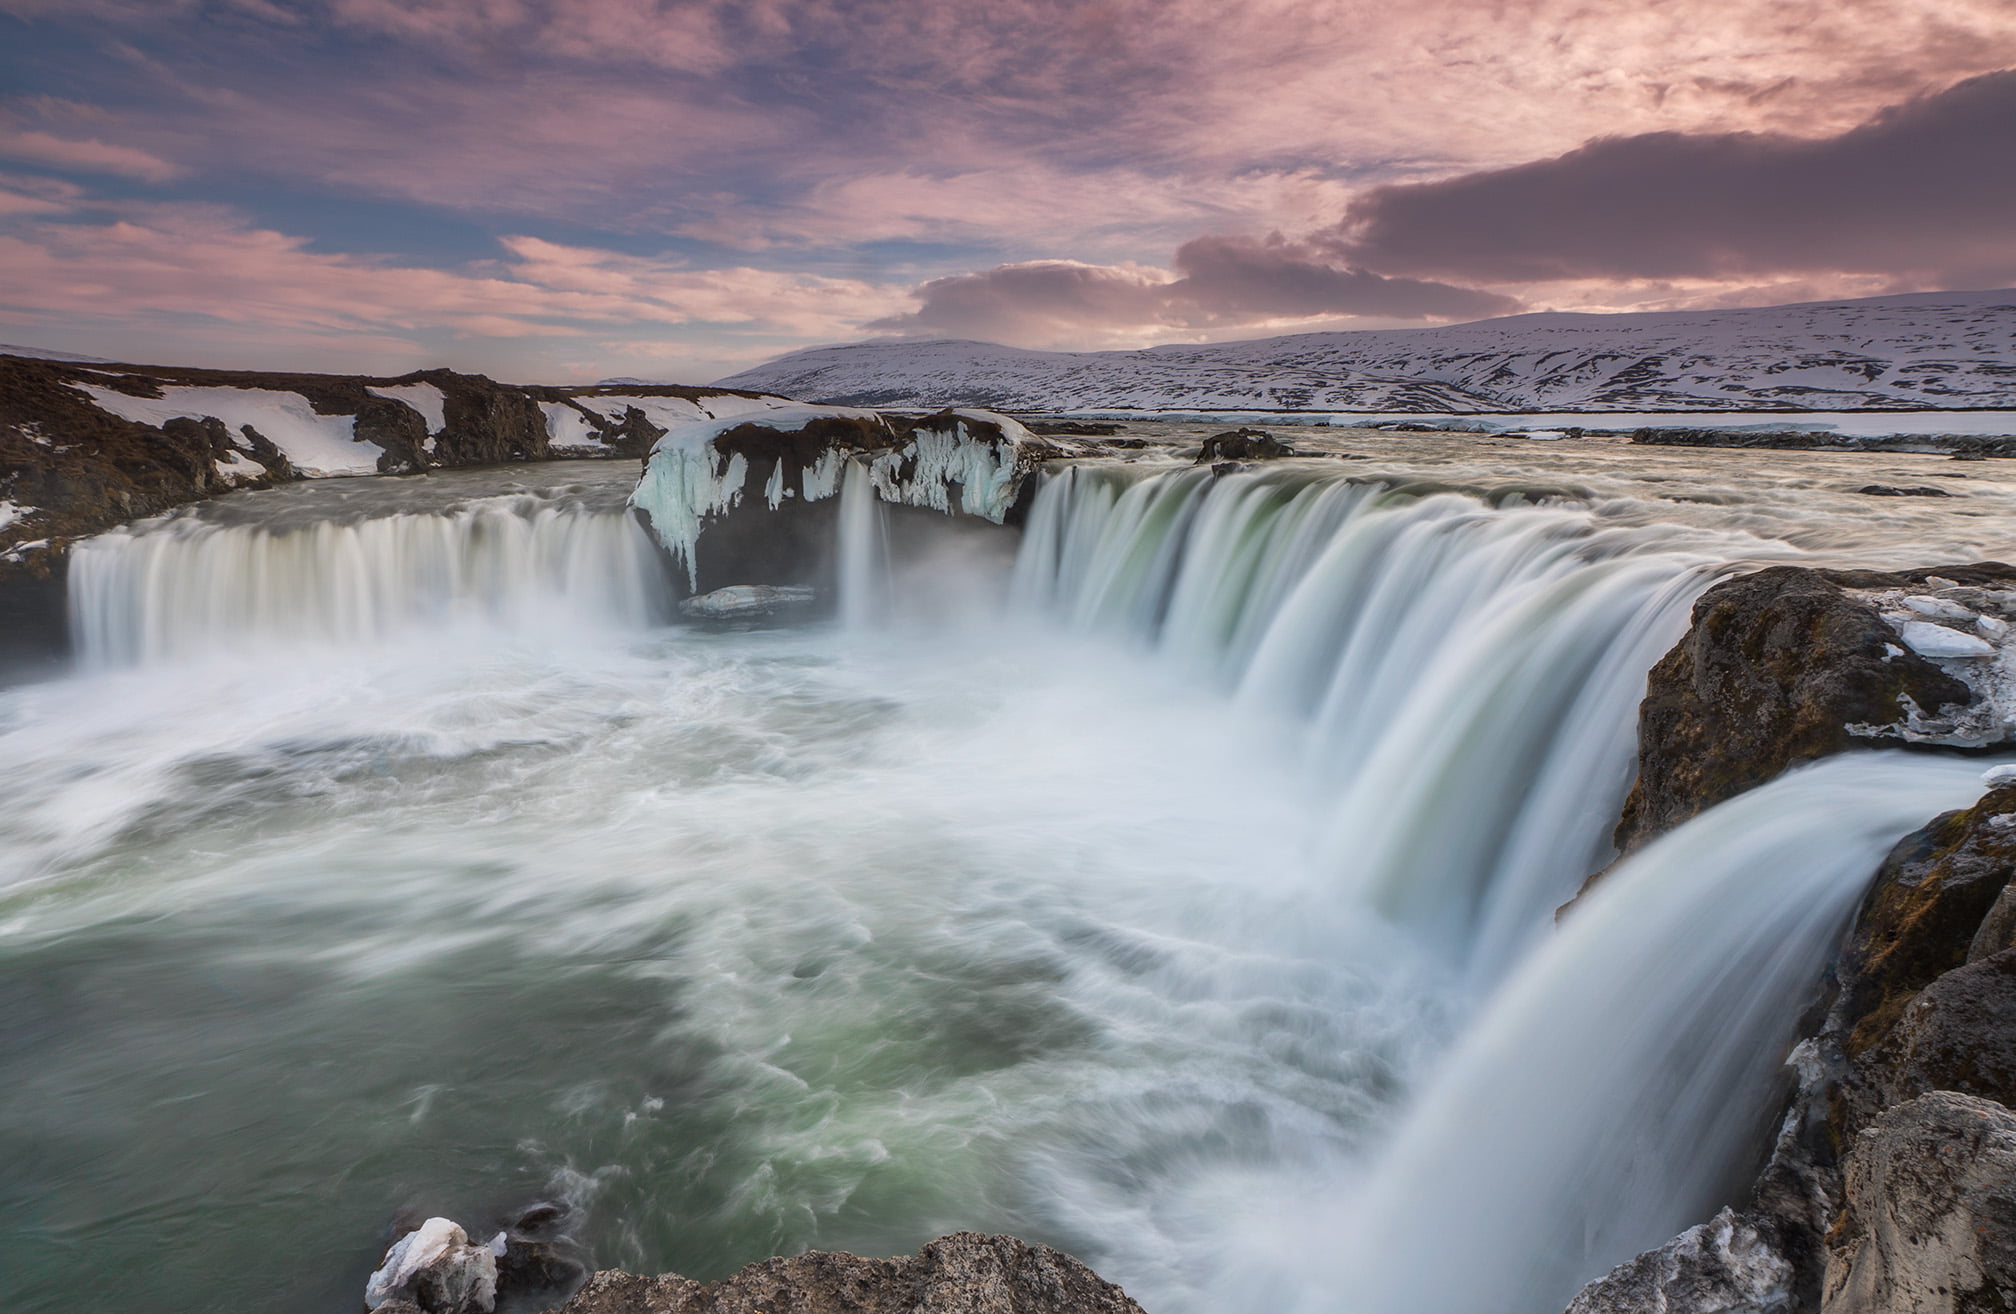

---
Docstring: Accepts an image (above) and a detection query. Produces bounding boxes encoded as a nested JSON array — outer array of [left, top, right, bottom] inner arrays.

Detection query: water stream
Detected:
[[1, 446, 2008, 1314]]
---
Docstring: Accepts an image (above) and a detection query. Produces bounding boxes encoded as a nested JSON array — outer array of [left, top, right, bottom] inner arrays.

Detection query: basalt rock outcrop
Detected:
[[1612, 564, 2016, 855], [1569, 564, 2016, 1314], [0, 352, 788, 667], [556, 1232, 1146, 1314]]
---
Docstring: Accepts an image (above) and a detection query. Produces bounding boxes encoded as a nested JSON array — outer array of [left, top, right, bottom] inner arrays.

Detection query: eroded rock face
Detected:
[[557, 1232, 1145, 1314], [628, 405, 1100, 598], [1194, 428, 1295, 462], [1821, 1092, 2016, 1314], [1831, 789, 2016, 1075], [1612, 565, 2012, 853]]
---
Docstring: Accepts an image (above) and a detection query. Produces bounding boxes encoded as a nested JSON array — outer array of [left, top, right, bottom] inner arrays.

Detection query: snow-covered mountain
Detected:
[[715, 290, 2016, 414]]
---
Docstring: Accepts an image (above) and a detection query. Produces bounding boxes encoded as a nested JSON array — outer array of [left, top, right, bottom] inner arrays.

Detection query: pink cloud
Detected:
[[0, 127, 184, 181]]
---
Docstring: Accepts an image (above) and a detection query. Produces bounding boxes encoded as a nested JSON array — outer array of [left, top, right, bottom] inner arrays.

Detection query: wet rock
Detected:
[[365, 1216, 498, 1314], [1194, 428, 1295, 462], [1855, 949, 2016, 1118], [677, 584, 818, 622], [1024, 420, 1121, 436], [1564, 1208, 1797, 1314], [1855, 485, 1953, 497], [1821, 1092, 2016, 1314], [1612, 566, 1976, 852], [556, 1231, 1145, 1314], [1831, 786, 2016, 1068]]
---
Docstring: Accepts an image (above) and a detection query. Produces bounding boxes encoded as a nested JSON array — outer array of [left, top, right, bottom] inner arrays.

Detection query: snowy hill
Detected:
[[715, 290, 2016, 414]]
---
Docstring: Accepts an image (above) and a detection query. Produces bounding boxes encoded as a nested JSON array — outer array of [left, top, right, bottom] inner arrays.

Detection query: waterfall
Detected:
[[1322, 751, 1999, 1314], [1011, 464, 1722, 973], [69, 495, 669, 665], [836, 458, 889, 629]]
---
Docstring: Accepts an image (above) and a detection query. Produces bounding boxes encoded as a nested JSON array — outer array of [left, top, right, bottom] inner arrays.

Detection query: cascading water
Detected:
[[69, 491, 669, 665], [1012, 463, 1725, 973], [836, 458, 889, 629], [0, 449, 2001, 1314], [1318, 752, 2002, 1314]]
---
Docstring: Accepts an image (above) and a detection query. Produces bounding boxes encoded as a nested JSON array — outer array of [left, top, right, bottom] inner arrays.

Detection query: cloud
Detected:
[[1338, 68, 2016, 287], [869, 241, 1519, 345], [17, 0, 2016, 259], [0, 198, 909, 367], [0, 126, 184, 181]]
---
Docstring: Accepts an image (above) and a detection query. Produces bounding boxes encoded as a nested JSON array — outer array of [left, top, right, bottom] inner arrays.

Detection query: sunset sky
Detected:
[[2, 0, 2013, 382]]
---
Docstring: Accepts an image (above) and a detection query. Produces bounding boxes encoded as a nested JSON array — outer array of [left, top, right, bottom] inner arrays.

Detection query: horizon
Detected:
[[2, 1, 2013, 382]]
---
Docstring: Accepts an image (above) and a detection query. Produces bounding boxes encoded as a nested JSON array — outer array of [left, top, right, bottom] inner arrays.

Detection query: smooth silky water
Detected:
[[2, 445, 2012, 1314]]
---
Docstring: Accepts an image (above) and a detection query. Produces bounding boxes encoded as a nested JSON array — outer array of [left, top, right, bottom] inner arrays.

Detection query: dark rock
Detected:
[[354, 396, 434, 474], [1195, 428, 1294, 462], [1856, 948, 2016, 1118], [1830, 788, 2016, 1070], [1821, 1092, 2016, 1314], [1632, 428, 2016, 459], [1023, 420, 1121, 436], [556, 1232, 1145, 1314], [1855, 485, 1953, 497], [1612, 566, 1978, 854]]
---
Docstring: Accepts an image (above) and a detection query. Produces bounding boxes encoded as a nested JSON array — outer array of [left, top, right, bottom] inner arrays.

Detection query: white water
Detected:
[[837, 459, 889, 629], [69, 492, 667, 665], [1012, 464, 1723, 975], [6, 456, 2003, 1314], [1323, 753, 2001, 1314]]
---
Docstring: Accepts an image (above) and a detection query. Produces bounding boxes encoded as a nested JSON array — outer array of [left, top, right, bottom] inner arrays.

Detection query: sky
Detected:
[[1, 0, 2013, 383]]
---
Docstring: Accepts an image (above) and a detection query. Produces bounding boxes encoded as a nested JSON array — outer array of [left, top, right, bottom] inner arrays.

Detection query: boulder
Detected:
[[1194, 428, 1294, 462], [1612, 566, 1984, 853], [365, 1217, 498, 1314], [677, 584, 818, 623], [556, 1232, 1145, 1314], [1564, 1208, 1798, 1314], [1821, 1092, 2016, 1314], [1831, 787, 2016, 1069]]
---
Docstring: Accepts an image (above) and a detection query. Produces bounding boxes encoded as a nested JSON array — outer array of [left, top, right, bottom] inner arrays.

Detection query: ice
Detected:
[[1900, 620, 1997, 659], [80, 384, 385, 477], [1903, 595, 1978, 622]]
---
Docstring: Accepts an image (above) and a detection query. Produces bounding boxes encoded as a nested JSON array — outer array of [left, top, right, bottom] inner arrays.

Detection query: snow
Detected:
[[368, 383, 447, 436], [212, 451, 266, 486], [80, 384, 385, 477], [717, 289, 2016, 417], [540, 401, 606, 449], [1900, 620, 1997, 659], [0, 500, 28, 532]]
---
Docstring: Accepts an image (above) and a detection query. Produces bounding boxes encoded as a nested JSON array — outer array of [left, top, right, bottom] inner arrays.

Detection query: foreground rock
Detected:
[[367, 1218, 499, 1314], [558, 1232, 1145, 1314], [1822, 1092, 2016, 1314]]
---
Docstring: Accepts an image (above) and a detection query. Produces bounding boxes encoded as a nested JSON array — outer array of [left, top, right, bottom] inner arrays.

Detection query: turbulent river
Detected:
[[3, 434, 2013, 1314]]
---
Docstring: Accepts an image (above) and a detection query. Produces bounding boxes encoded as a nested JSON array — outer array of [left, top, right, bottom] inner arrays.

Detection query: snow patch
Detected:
[[540, 401, 606, 449], [367, 383, 447, 436], [80, 384, 384, 477], [0, 500, 30, 532], [212, 450, 266, 486]]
